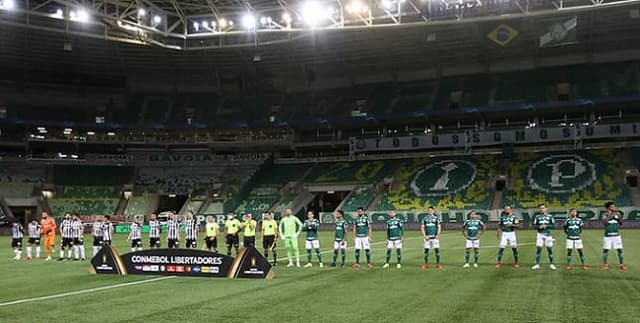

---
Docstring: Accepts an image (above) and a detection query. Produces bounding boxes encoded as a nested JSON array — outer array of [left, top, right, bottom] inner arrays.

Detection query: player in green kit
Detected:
[[331, 210, 348, 268], [496, 205, 520, 269], [462, 211, 485, 268], [532, 204, 556, 270], [279, 208, 303, 268], [383, 211, 403, 269], [602, 202, 626, 271], [564, 208, 587, 271], [303, 211, 323, 268], [421, 206, 442, 269], [353, 207, 372, 269]]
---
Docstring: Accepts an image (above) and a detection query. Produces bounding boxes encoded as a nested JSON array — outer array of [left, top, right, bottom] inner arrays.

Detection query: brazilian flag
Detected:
[[487, 24, 519, 47]]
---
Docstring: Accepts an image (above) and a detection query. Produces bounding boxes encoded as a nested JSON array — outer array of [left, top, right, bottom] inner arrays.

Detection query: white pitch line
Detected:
[[0, 276, 176, 307]]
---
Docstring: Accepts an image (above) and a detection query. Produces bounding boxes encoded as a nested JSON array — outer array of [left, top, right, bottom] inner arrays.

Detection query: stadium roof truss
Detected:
[[1, 0, 639, 50]]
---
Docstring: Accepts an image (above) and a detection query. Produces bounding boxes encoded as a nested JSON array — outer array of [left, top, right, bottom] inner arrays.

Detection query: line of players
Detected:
[[9, 202, 627, 271]]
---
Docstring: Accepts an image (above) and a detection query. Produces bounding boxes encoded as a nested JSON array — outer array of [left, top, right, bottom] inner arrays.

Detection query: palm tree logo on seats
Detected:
[[411, 160, 477, 197], [431, 162, 459, 191], [528, 155, 596, 194]]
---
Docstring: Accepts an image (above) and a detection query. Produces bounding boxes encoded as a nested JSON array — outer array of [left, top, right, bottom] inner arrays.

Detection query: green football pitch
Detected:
[[1, 229, 639, 323]]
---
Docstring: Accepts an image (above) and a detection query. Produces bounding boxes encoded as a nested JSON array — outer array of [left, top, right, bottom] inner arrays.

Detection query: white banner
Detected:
[[350, 123, 640, 153]]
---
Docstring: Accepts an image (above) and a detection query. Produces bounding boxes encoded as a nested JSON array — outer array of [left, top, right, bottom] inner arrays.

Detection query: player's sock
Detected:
[[535, 247, 542, 264], [286, 247, 293, 263], [92, 246, 98, 256], [355, 249, 361, 264], [315, 249, 322, 262], [603, 250, 609, 264], [396, 249, 402, 264], [365, 249, 371, 264], [273, 252, 277, 264], [67, 249, 73, 259], [547, 247, 554, 264], [332, 250, 338, 264], [497, 248, 504, 262], [567, 249, 573, 265], [14, 249, 20, 258], [59, 250, 64, 259], [464, 251, 470, 263], [424, 249, 430, 264], [27, 246, 32, 258], [80, 246, 86, 259], [18, 249, 22, 258], [36, 246, 41, 258], [512, 248, 519, 262], [45, 246, 51, 257], [474, 251, 479, 263], [617, 249, 624, 264], [340, 250, 346, 265], [294, 248, 300, 263], [74, 246, 79, 259], [306, 249, 312, 263], [435, 248, 441, 264], [385, 249, 391, 264], [578, 250, 585, 264]]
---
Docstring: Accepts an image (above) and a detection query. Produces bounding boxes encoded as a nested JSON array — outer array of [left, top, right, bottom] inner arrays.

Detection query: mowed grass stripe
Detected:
[[0, 230, 638, 323]]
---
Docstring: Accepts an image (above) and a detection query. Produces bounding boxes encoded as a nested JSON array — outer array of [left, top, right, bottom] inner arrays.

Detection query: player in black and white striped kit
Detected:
[[71, 214, 86, 261], [59, 213, 74, 261], [11, 221, 24, 260], [166, 213, 181, 249], [148, 213, 161, 249], [26, 219, 41, 260], [91, 215, 103, 256], [184, 211, 199, 249], [128, 216, 143, 252], [101, 215, 114, 247]]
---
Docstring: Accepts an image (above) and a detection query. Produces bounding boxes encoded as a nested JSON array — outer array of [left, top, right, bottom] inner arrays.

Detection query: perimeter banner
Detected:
[[91, 246, 273, 279]]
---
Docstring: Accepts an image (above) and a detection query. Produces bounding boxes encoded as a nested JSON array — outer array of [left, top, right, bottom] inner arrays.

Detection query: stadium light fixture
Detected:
[[0, 0, 15, 10], [193, 21, 200, 31], [70, 9, 89, 22], [53, 8, 63, 19], [86, 131, 95, 135], [302, 1, 329, 27], [382, 0, 392, 9], [218, 18, 227, 28], [242, 13, 256, 30], [346, 1, 368, 14], [282, 12, 292, 24], [202, 21, 209, 28], [137, 8, 146, 17], [153, 15, 161, 24]]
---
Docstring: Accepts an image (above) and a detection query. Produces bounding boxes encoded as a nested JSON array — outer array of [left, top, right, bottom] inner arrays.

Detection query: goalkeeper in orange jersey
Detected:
[[40, 212, 57, 261]]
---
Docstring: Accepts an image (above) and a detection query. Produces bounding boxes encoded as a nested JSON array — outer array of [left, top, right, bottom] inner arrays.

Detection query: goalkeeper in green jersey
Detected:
[[279, 208, 303, 268], [383, 211, 403, 269], [303, 211, 323, 268]]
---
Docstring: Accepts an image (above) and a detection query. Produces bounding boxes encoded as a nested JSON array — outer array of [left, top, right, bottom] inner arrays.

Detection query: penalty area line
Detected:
[[0, 276, 176, 307]]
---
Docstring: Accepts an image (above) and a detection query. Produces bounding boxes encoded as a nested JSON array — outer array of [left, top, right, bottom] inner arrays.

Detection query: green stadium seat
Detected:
[[341, 186, 376, 212]]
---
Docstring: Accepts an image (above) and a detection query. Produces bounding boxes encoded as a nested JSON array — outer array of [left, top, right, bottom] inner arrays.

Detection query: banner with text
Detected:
[[350, 123, 640, 153]]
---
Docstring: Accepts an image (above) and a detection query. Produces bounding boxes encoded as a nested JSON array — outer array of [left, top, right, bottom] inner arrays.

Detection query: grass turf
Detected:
[[0, 229, 639, 323]]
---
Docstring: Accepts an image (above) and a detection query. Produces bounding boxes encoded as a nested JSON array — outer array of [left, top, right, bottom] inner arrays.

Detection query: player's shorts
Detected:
[[131, 239, 142, 248], [167, 239, 179, 249], [44, 235, 56, 247], [423, 238, 440, 249], [603, 236, 623, 250], [499, 232, 518, 248], [74, 238, 84, 246], [263, 235, 276, 249], [333, 240, 346, 250], [566, 239, 583, 249], [61, 237, 74, 248], [186, 239, 197, 248], [92, 236, 103, 246], [149, 237, 161, 248], [354, 237, 370, 250], [11, 238, 22, 248], [305, 239, 320, 249], [28, 238, 40, 245], [102, 239, 112, 246], [226, 234, 239, 248], [465, 239, 480, 249], [386, 239, 402, 249], [243, 236, 255, 248], [205, 237, 218, 249], [536, 233, 554, 247]]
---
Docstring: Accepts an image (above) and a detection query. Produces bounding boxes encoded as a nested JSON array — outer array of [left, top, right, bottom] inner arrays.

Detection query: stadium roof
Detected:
[[1, 0, 640, 77]]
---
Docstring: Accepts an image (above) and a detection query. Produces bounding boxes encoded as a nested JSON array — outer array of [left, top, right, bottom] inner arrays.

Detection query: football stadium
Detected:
[[2, 0, 640, 322]]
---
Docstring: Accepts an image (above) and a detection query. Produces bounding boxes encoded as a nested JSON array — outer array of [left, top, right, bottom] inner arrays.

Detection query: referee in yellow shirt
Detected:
[[204, 216, 220, 253], [262, 212, 278, 266], [224, 213, 242, 256], [242, 213, 257, 248]]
